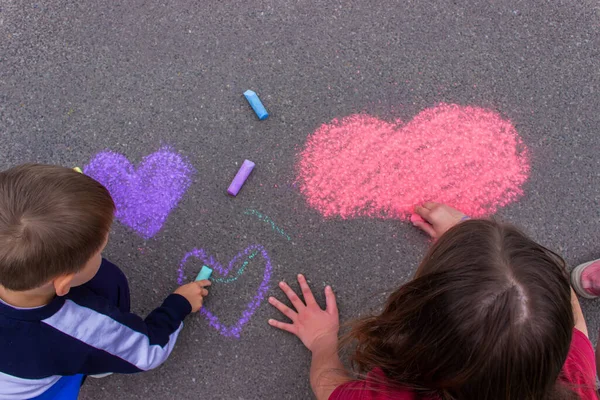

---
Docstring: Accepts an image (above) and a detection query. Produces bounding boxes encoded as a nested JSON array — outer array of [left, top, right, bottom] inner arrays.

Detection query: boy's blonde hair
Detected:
[[0, 164, 115, 291]]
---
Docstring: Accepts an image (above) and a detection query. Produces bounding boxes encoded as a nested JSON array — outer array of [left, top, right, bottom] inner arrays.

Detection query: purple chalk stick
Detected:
[[227, 160, 255, 196]]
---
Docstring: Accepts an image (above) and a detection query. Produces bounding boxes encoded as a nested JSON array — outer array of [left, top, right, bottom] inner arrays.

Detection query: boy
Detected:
[[0, 164, 210, 399]]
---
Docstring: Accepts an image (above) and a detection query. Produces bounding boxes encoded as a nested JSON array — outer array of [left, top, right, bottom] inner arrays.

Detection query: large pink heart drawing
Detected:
[[177, 244, 272, 338], [297, 103, 530, 219]]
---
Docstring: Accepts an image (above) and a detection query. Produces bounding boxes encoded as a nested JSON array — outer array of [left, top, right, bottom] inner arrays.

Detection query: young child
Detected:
[[268, 203, 598, 399], [0, 164, 211, 400]]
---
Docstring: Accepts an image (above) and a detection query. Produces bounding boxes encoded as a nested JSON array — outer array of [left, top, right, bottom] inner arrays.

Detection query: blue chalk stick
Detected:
[[243, 90, 269, 120], [195, 266, 213, 281]]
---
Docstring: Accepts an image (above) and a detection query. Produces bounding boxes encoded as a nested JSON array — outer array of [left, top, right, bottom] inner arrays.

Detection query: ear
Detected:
[[53, 274, 76, 297]]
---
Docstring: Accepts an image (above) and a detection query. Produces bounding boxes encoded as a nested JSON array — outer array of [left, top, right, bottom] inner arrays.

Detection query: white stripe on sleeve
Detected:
[[42, 300, 182, 371], [0, 371, 60, 400]]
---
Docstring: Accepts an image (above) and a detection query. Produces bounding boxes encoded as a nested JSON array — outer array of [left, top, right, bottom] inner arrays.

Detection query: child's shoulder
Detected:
[[329, 369, 420, 400], [559, 329, 598, 400]]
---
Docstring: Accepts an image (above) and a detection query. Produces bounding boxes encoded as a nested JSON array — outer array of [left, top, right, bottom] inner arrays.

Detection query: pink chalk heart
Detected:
[[84, 146, 194, 239], [177, 244, 272, 338], [297, 103, 530, 219]]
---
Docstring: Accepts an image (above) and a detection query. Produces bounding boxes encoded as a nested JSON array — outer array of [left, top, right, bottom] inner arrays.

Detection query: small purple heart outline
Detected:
[[178, 244, 273, 338], [84, 146, 194, 239]]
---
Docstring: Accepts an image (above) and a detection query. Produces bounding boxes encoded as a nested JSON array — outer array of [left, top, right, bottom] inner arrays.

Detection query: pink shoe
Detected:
[[571, 259, 600, 299]]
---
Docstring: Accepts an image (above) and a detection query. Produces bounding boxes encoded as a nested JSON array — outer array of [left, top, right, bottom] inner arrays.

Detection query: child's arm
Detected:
[[268, 275, 349, 400], [43, 280, 210, 375], [571, 288, 589, 337], [308, 336, 348, 400]]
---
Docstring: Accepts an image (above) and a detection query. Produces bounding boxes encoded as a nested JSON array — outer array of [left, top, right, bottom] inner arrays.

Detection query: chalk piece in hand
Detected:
[[243, 90, 269, 120], [227, 159, 255, 196], [73, 167, 83, 174], [195, 266, 213, 282]]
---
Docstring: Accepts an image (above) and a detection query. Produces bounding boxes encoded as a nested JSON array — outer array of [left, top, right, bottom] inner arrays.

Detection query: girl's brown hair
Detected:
[[0, 164, 115, 291], [344, 219, 577, 399]]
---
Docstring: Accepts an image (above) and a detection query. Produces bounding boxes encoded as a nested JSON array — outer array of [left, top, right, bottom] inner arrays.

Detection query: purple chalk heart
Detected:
[[178, 244, 273, 338], [84, 146, 194, 239]]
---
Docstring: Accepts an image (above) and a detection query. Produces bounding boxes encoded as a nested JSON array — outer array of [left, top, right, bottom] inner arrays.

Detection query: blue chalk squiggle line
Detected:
[[244, 209, 291, 241], [177, 244, 272, 338], [211, 251, 259, 283]]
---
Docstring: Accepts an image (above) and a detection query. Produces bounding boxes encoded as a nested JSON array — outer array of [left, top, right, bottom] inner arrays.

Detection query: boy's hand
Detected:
[[413, 202, 468, 239], [268, 274, 339, 353], [174, 280, 211, 312]]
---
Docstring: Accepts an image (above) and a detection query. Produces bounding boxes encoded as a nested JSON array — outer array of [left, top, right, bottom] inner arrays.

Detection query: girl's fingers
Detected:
[[422, 202, 439, 210], [268, 296, 298, 322], [413, 220, 437, 238], [325, 285, 338, 315], [268, 318, 297, 335], [297, 274, 317, 306], [279, 281, 306, 310], [414, 205, 431, 221]]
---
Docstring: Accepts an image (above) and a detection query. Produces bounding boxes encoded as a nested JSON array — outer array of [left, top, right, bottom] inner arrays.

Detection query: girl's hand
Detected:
[[268, 274, 339, 352], [413, 202, 468, 239]]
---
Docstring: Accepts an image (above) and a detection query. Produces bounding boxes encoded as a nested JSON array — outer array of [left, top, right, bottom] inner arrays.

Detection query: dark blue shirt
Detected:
[[0, 269, 191, 399]]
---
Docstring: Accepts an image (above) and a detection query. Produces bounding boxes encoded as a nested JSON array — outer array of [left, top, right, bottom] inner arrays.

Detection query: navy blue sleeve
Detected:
[[42, 293, 192, 375]]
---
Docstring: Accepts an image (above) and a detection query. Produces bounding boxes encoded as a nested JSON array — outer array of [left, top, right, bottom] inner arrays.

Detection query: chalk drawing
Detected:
[[84, 146, 194, 239], [178, 244, 273, 338], [244, 209, 291, 241], [180, 251, 260, 284], [297, 103, 530, 219], [211, 250, 259, 283]]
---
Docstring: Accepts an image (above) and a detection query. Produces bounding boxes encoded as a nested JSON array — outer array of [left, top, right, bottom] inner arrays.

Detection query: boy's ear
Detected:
[[53, 274, 76, 297]]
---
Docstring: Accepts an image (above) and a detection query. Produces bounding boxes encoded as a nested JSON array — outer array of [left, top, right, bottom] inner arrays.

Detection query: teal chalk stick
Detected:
[[195, 266, 213, 281]]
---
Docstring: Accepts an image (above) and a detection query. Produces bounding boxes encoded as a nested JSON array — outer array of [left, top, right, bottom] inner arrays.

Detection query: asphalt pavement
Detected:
[[1, 1, 599, 399]]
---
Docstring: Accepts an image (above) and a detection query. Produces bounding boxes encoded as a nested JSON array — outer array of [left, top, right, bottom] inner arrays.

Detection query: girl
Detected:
[[268, 203, 597, 399]]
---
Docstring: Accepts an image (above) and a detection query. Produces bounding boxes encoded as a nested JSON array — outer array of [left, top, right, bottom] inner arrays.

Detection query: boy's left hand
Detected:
[[268, 274, 339, 352]]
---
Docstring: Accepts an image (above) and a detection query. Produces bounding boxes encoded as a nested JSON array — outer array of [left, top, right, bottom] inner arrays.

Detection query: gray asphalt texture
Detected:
[[1, 1, 599, 399]]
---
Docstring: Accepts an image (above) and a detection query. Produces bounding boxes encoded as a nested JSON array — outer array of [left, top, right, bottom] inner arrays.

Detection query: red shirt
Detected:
[[330, 329, 598, 400]]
